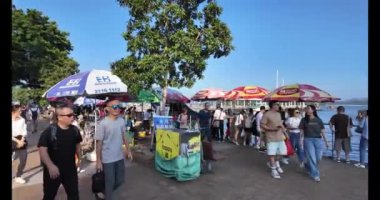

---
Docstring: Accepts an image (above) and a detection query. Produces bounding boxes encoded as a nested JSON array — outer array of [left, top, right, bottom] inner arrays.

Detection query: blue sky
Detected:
[[14, 0, 368, 100]]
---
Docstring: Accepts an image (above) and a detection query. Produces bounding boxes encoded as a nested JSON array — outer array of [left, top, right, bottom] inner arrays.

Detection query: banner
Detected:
[[156, 129, 180, 160]]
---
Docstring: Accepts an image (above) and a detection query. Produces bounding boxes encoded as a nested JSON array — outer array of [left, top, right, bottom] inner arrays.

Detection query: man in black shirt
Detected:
[[329, 106, 353, 163], [38, 104, 82, 200]]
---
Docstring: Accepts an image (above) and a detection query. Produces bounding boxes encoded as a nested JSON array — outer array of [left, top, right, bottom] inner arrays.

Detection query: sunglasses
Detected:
[[110, 105, 122, 110], [295, 111, 300, 113], [59, 113, 75, 117]]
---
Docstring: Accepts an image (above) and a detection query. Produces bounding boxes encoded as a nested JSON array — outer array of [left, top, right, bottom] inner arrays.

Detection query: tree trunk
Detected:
[[160, 85, 167, 115]]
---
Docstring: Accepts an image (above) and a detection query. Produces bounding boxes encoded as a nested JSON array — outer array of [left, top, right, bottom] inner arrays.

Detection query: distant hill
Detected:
[[335, 98, 368, 105]]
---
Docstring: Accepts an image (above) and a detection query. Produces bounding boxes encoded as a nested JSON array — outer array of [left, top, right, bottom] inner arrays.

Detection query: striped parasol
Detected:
[[224, 86, 269, 100], [263, 83, 340, 102], [191, 88, 227, 101]]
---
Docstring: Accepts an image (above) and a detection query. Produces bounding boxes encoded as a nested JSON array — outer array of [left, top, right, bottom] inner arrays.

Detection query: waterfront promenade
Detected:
[[12, 119, 367, 200]]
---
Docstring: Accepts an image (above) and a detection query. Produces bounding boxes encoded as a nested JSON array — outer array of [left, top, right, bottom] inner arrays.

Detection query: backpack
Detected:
[[251, 112, 260, 135], [40, 124, 81, 165]]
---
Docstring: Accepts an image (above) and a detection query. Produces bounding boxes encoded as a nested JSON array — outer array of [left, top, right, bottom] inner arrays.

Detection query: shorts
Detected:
[[267, 141, 287, 156], [334, 138, 351, 152]]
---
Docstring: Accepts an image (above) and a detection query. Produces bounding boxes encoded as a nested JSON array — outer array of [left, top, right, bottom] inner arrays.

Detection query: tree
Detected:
[[12, 6, 79, 102], [112, 0, 233, 113]]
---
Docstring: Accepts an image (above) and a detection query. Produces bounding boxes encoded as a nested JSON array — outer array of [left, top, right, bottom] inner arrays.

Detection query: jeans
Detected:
[[359, 137, 368, 165], [218, 120, 224, 141], [103, 159, 125, 200], [304, 138, 323, 179], [289, 132, 304, 163], [200, 127, 211, 142], [15, 149, 28, 177]]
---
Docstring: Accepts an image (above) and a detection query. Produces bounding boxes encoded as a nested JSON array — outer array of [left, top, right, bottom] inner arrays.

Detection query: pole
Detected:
[[331, 130, 334, 159], [276, 69, 279, 88]]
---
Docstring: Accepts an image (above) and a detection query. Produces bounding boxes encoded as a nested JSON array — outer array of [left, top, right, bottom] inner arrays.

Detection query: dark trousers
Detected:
[[15, 148, 28, 177], [43, 167, 79, 200], [103, 159, 125, 200], [218, 120, 224, 141]]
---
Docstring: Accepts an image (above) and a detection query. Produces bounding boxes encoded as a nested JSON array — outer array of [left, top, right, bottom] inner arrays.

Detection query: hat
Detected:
[[12, 100, 21, 106]]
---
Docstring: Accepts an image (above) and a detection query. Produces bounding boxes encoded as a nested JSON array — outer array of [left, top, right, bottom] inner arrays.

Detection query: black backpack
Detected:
[[40, 124, 80, 165], [251, 112, 260, 135]]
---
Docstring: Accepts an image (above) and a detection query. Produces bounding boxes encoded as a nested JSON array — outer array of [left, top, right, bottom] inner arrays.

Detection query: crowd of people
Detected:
[[177, 102, 369, 181], [12, 98, 368, 199]]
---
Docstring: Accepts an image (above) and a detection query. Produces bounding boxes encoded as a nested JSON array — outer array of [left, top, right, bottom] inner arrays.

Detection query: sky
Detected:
[[13, 0, 368, 100]]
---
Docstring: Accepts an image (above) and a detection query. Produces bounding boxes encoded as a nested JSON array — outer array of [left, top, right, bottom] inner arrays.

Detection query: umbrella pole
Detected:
[[331, 131, 334, 159]]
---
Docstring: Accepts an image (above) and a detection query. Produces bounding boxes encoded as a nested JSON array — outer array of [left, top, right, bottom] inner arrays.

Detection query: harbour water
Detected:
[[318, 105, 368, 163]]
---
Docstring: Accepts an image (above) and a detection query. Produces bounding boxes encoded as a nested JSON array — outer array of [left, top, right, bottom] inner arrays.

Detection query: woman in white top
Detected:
[[285, 108, 304, 167], [234, 110, 245, 145], [12, 103, 28, 184]]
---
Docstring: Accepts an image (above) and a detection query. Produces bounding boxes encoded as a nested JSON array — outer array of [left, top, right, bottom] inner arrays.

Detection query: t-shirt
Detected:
[[329, 114, 353, 138], [285, 117, 302, 133], [198, 109, 211, 128], [94, 117, 126, 163], [299, 117, 324, 138], [256, 111, 264, 132], [235, 114, 243, 126], [38, 125, 82, 171], [213, 109, 225, 120], [12, 117, 27, 137], [260, 111, 285, 142]]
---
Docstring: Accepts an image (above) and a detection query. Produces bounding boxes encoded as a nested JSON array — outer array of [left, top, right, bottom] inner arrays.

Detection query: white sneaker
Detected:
[[254, 145, 260, 150], [275, 161, 284, 173], [281, 158, 289, 165], [14, 177, 26, 184], [299, 162, 305, 168], [354, 163, 365, 168], [271, 169, 281, 179]]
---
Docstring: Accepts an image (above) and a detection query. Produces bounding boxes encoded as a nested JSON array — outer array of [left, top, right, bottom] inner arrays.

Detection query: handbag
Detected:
[[285, 138, 295, 156], [12, 135, 28, 151], [355, 126, 363, 134], [92, 171, 105, 194]]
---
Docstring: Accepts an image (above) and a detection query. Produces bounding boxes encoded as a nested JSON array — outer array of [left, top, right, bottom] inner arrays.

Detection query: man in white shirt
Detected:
[[256, 106, 266, 151], [213, 104, 226, 142]]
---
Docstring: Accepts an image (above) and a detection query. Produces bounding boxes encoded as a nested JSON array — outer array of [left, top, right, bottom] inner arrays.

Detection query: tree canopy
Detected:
[[12, 6, 79, 102], [112, 0, 233, 106]]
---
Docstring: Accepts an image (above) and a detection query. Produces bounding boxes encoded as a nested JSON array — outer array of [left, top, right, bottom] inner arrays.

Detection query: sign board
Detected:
[[156, 129, 180, 160]]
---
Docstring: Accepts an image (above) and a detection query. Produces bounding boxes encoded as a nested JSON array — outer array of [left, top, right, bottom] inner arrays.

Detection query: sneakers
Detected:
[[275, 161, 284, 173], [267, 162, 284, 174], [354, 163, 365, 168], [281, 158, 289, 165], [313, 177, 321, 182], [346, 160, 351, 164], [299, 162, 305, 168], [254, 145, 260, 150], [271, 169, 281, 179], [14, 177, 26, 184]]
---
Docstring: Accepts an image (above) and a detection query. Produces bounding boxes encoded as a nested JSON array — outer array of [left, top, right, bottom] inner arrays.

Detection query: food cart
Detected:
[[153, 115, 201, 181]]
